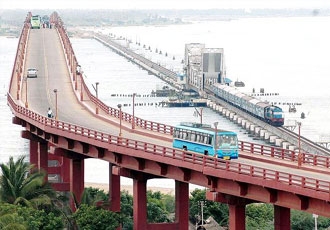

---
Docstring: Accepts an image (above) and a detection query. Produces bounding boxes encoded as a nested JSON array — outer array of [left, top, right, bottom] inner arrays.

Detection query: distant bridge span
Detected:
[[7, 12, 330, 230]]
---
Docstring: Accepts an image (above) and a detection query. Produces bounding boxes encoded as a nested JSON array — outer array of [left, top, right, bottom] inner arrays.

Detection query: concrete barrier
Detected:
[[275, 138, 283, 147], [269, 135, 277, 144], [250, 124, 255, 134], [264, 132, 270, 141]]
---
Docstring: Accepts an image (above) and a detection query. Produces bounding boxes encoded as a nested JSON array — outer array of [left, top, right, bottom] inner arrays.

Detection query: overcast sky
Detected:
[[1, 0, 329, 10]]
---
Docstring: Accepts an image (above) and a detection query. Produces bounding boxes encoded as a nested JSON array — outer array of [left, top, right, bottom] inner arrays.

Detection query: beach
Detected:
[[85, 182, 180, 195]]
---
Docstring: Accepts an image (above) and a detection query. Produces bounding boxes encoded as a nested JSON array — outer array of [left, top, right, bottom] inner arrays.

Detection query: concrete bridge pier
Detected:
[[133, 176, 189, 230], [275, 138, 283, 147], [274, 205, 290, 230], [254, 126, 261, 136], [232, 114, 238, 123], [269, 135, 277, 145], [249, 124, 256, 135], [109, 164, 121, 213]]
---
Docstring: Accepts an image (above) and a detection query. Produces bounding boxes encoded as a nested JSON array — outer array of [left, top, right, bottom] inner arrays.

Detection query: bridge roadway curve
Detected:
[[24, 28, 170, 147], [15, 26, 330, 217]]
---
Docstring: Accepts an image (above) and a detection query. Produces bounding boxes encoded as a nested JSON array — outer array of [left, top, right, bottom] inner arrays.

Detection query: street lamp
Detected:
[[25, 76, 28, 108], [214, 122, 218, 158], [194, 107, 203, 125], [313, 214, 318, 230], [80, 71, 84, 101], [117, 104, 122, 136], [297, 121, 302, 167], [53, 89, 58, 120], [132, 93, 136, 129], [93, 82, 99, 114]]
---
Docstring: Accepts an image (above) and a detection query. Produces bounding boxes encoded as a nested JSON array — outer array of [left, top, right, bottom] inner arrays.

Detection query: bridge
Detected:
[[7, 12, 330, 230]]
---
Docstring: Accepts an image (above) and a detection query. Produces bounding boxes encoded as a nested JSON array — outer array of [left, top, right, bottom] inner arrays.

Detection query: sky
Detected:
[[1, 0, 329, 10]]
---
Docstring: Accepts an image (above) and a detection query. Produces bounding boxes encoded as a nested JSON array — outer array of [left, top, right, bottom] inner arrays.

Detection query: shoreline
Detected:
[[85, 182, 177, 195], [85, 182, 197, 195]]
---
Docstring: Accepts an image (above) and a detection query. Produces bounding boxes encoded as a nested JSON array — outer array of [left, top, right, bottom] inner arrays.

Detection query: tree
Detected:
[[147, 190, 171, 223], [246, 203, 273, 230], [0, 156, 57, 210], [121, 190, 133, 230], [73, 204, 120, 230], [189, 189, 228, 226], [78, 187, 109, 208], [0, 203, 63, 229]]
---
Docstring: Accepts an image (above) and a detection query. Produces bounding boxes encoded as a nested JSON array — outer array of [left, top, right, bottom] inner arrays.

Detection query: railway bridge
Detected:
[[7, 12, 330, 229]]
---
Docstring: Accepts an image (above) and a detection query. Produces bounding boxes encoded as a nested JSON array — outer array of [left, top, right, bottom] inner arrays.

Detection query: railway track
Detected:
[[278, 127, 330, 156], [207, 93, 330, 156]]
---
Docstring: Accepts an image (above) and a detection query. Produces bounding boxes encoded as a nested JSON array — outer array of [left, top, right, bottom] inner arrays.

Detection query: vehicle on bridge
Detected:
[[30, 15, 41, 29], [206, 83, 284, 126], [27, 68, 37, 78], [172, 122, 239, 160]]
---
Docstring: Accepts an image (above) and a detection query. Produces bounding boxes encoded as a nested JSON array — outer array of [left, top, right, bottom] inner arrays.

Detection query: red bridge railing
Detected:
[[6, 12, 330, 202], [7, 94, 330, 199]]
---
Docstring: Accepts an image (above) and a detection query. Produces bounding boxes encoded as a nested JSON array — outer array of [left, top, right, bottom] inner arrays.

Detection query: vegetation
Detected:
[[189, 189, 228, 226], [0, 156, 330, 229], [0, 156, 56, 209]]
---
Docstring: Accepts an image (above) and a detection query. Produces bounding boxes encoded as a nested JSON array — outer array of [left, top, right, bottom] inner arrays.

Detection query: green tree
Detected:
[[246, 204, 273, 230], [0, 203, 63, 229], [121, 190, 133, 230], [73, 204, 120, 230], [0, 156, 56, 209], [290, 210, 330, 230], [147, 190, 170, 223], [79, 187, 109, 208], [189, 189, 228, 226]]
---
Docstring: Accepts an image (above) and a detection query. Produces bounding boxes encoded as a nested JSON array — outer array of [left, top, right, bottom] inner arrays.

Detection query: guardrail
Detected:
[[51, 13, 174, 136], [239, 141, 330, 169], [7, 12, 330, 201], [7, 94, 330, 198]]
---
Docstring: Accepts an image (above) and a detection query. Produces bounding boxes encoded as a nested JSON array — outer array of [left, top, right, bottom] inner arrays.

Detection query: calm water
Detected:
[[1, 16, 330, 188]]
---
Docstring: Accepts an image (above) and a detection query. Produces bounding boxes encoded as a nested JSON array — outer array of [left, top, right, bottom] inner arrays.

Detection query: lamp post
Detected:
[[297, 121, 302, 167], [25, 76, 28, 108], [313, 214, 318, 230], [117, 104, 122, 136], [214, 122, 218, 158], [53, 89, 58, 120], [194, 107, 203, 125], [80, 71, 84, 101], [132, 93, 136, 129], [94, 82, 99, 114]]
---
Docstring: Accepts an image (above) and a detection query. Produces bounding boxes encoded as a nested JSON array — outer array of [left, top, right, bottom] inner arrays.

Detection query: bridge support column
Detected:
[[274, 205, 290, 230], [109, 163, 121, 213], [133, 178, 147, 230], [229, 204, 246, 230], [39, 142, 49, 179], [70, 158, 84, 211], [29, 139, 39, 166], [175, 181, 189, 230]]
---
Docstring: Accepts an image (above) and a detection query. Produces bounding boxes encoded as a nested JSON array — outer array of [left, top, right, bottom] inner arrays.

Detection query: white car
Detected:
[[27, 68, 37, 78]]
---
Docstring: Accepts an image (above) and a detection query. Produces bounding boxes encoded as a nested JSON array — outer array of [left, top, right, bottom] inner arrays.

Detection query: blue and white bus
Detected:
[[172, 122, 239, 160]]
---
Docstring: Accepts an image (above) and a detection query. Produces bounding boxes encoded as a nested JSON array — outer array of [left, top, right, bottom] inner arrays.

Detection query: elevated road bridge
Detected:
[[7, 12, 330, 230]]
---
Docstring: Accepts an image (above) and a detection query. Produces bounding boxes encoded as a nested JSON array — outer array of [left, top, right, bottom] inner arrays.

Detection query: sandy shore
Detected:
[[85, 182, 178, 195]]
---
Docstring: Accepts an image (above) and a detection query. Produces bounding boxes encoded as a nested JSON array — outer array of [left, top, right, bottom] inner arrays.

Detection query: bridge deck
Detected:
[[7, 19, 330, 220], [20, 28, 170, 146], [17, 28, 330, 184]]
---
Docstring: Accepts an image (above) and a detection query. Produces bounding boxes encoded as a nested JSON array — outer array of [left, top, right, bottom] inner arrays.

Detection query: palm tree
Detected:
[[0, 155, 56, 209]]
